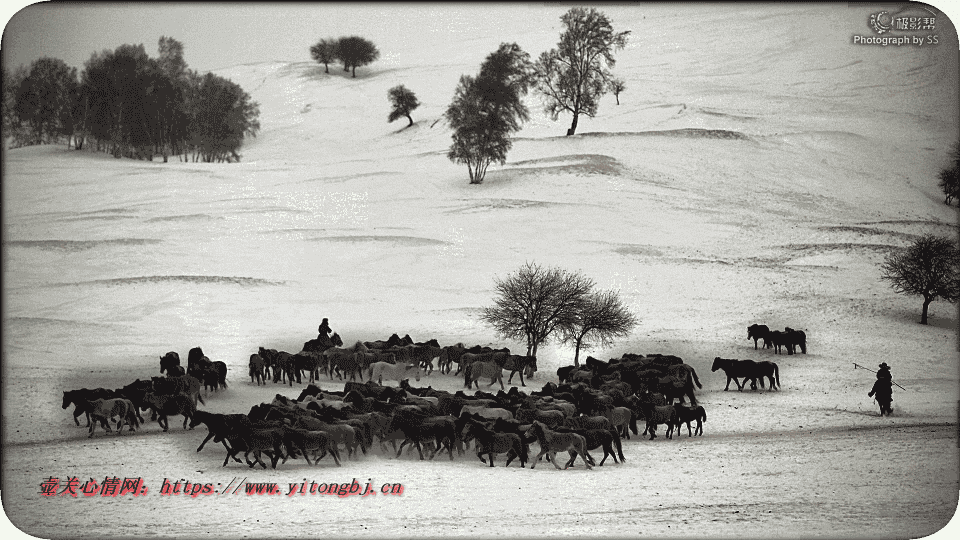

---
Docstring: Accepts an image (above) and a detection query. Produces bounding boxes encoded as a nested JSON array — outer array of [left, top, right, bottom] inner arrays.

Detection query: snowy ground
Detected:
[[2, 4, 959, 539]]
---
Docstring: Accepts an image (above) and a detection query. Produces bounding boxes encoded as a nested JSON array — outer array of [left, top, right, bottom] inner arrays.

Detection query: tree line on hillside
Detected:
[[2, 36, 260, 163], [443, 7, 630, 184], [307, 8, 630, 184]]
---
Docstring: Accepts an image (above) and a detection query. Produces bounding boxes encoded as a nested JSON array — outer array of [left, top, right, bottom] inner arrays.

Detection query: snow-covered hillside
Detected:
[[2, 4, 958, 539]]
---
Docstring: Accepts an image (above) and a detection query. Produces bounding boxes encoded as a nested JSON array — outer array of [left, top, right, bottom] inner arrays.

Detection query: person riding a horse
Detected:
[[318, 318, 333, 342], [867, 362, 893, 416]]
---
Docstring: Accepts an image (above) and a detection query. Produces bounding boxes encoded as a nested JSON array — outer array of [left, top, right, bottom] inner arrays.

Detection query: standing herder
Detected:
[[867, 362, 893, 416]]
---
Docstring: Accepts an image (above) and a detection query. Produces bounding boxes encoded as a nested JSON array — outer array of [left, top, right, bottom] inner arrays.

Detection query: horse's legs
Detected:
[[505, 449, 518, 467], [531, 450, 548, 469], [581, 449, 595, 469], [598, 445, 610, 466]]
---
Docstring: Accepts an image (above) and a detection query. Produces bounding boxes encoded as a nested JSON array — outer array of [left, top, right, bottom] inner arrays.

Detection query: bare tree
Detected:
[[561, 289, 638, 366], [608, 77, 626, 105], [533, 7, 629, 135], [880, 234, 960, 324], [480, 262, 594, 360]]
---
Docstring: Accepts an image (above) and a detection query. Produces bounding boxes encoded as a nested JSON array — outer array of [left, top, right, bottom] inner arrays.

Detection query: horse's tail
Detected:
[[197, 392, 206, 406], [700, 407, 707, 423], [773, 363, 780, 390], [689, 366, 702, 389]]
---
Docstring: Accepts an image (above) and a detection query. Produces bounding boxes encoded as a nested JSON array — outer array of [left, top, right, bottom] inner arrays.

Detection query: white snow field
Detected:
[[2, 4, 959, 539]]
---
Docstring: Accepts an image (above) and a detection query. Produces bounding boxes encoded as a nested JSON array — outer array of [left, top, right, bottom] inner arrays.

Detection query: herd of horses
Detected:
[[747, 325, 807, 355], [247, 333, 538, 391], [62, 325, 805, 468]]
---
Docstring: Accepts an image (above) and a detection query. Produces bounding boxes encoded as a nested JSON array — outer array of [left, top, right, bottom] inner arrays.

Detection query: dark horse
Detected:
[[62, 388, 116, 426], [500, 354, 537, 387], [458, 416, 528, 468], [712, 357, 780, 391], [768, 328, 807, 355], [784, 327, 807, 354], [160, 351, 185, 376], [747, 324, 771, 350]]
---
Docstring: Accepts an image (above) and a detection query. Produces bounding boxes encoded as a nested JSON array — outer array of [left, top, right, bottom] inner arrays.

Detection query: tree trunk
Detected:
[[920, 297, 932, 324], [352, 66, 356, 78], [573, 336, 584, 367], [406, 114, 413, 127], [566, 111, 580, 136]]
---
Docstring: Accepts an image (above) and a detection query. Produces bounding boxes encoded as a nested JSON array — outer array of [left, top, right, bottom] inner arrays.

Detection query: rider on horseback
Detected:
[[318, 318, 333, 345], [867, 362, 893, 416]]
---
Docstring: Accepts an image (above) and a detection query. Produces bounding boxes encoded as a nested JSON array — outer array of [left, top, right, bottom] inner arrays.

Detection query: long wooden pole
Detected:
[[853, 363, 906, 391]]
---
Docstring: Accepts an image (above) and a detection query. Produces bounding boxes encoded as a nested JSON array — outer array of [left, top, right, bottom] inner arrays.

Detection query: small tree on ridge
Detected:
[[533, 7, 629, 135], [937, 141, 960, 205], [445, 42, 533, 184], [387, 85, 420, 127], [880, 234, 960, 325], [337, 36, 379, 78], [310, 38, 340, 74]]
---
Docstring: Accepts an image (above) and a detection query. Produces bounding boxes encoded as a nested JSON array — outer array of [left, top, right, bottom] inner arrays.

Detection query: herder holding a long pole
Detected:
[[855, 362, 901, 416]]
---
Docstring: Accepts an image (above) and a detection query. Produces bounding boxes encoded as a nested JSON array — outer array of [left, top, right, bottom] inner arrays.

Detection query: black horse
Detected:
[[767, 328, 807, 355], [387, 410, 457, 461], [62, 388, 117, 426], [459, 416, 527, 467], [747, 324, 771, 350], [160, 351, 184, 375], [711, 357, 780, 391], [673, 404, 707, 437], [784, 327, 807, 354], [500, 354, 537, 386]]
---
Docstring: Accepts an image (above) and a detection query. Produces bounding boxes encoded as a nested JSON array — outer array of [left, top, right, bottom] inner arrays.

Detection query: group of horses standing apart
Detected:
[[747, 325, 807, 355], [708, 323, 805, 393]]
